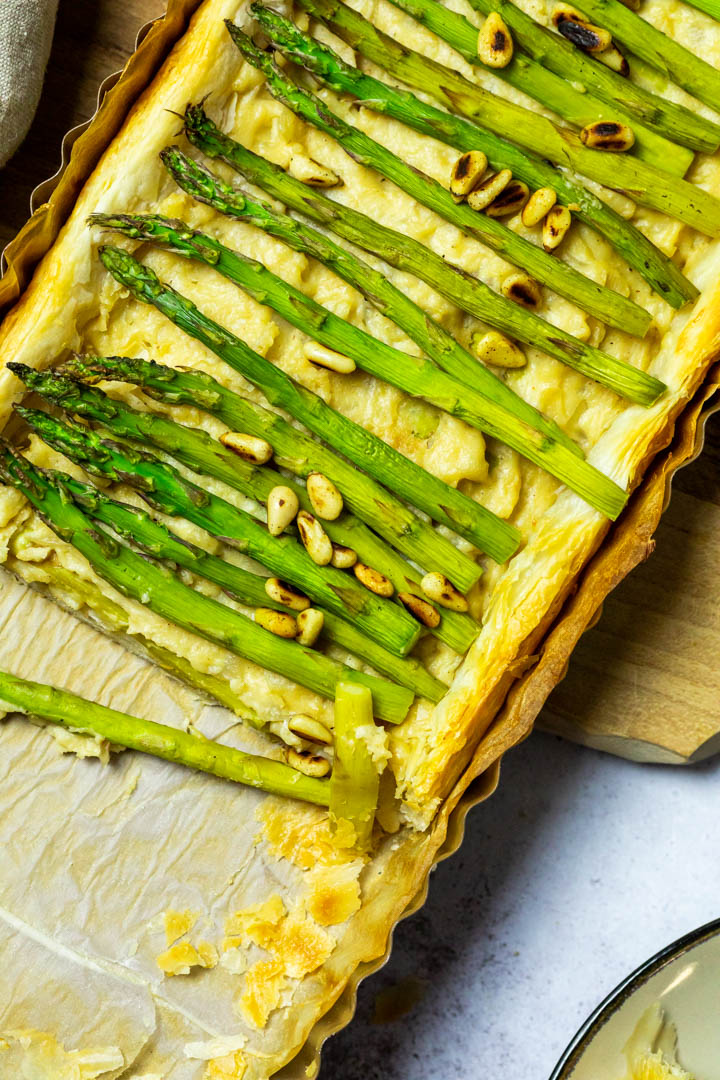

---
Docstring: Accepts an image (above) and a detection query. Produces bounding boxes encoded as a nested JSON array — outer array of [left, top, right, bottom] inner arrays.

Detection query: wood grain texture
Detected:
[[0, 0, 717, 762]]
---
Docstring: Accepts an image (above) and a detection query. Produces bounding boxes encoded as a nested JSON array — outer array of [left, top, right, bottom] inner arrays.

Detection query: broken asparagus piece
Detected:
[[248, 5, 695, 308], [97, 245, 525, 557], [90, 217, 628, 519], [0, 669, 331, 805], [0, 442, 413, 724], [227, 20, 652, 335], [330, 681, 381, 849]]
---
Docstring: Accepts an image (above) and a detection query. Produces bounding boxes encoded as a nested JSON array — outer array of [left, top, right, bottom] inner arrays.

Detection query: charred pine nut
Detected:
[[521, 186, 558, 227], [289, 153, 342, 187], [267, 485, 299, 536], [297, 510, 333, 565], [543, 205, 572, 251], [467, 168, 513, 211], [501, 272, 542, 309], [220, 431, 273, 464], [420, 571, 470, 612], [353, 562, 394, 597], [550, 3, 585, 27], [581, 120, 635, 151], [331, 543, 358, 569], [288, 748, 331, 777], [486, 179, 530, 217], [556, 17, 612, 52], [477, 12, 514, 67], [307, 472, 344, 520], [265, 577, 310, 611], [296, 608, 325, 647], [304, 342, 356, 374], [287, 713, 333, 745], [450, 150, 488, 196], [597, 44, 630, 75], [470, 330, 527, 369], [254, 607, 298, 638], [398, 591, 440, 628]]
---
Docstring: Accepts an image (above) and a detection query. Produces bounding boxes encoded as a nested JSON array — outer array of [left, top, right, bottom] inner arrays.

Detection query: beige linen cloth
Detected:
[[0, 0, 58, 168]]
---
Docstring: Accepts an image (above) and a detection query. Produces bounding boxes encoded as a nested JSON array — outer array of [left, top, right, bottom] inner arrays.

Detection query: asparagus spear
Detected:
[[162, 149, 592, 444], [279, 0, 720, 235], [59, 471, 448, 702], [98, 246, 526, 557], [227, 21, 652, 336], [378, 0, 719, 157], [679, 0, 720, 19], [14, 402, 421, 663], [562, 0, 720, 111], [248, 7, 696, 309], [14, 359, 482, 597], [89, 218, 631, 518], [0, 668, 330, 805], [330, 681, 380, 848], [183, 110, 664, 420], [0, 442, 413, 724], [63, 362, 479, 657]]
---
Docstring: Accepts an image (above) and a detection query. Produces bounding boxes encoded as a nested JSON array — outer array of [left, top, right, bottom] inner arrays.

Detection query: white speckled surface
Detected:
[[319, 731, 720, 1078]]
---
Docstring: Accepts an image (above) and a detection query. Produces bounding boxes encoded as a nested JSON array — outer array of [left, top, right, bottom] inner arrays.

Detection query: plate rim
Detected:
[[548, 915, 720, 1079]]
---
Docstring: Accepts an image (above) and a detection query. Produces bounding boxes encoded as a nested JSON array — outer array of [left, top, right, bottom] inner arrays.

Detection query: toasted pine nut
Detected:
[[304, 342, 356, 374], [296, 608, 325, 647], [307, 472, 344, 521], [297, 510, 333, 565], [254, 607, 298, 638], [353, 562, 394, 597], [398, 591, 440, 628], [467, 168, 513, 212], [287, 713, 333, 745], [450, 150, 488, 196], [331, 543, 358, 569], [485, 179, 530, 217], [265, 577, 311, 611], [597, 44, 629, 75], [289, 153, 342, 188], [552, 5, 612, 50], [617, 0, 640, 10], [420, 571, 470, 612], [470, 330, 527, 369], [477, 12, 514, 67], [501, 272, 542, 309], [543, 205, 572, 252], [267, 485, 299, 536], [220, 431, 273, 464], [288, 748, 331, 777], [580, 120, 635, 152], [521, 186, 558, 227]]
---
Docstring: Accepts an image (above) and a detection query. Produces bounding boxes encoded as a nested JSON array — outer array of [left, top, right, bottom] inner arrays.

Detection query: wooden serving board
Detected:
[[1, 0, 718, 764]]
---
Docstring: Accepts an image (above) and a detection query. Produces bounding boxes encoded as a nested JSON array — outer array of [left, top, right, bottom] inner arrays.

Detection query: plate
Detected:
[[550, 917, 720, 1079]]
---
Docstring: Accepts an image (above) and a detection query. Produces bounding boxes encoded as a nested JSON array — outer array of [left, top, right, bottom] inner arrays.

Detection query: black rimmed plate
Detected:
[[550, 917, 720, 1079]]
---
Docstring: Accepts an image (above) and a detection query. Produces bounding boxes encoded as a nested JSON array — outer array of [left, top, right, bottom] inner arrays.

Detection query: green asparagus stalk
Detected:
[[679, 0, 720, 20], [60, 354, 481, 655], [162, 150, 591, 445], [380, 0, 719, 157], [0, 441, 413, 724], [58, 471, 447, 702], [14, 358, 482, 598], [183, 110, 664, 422], [0, 668, 331, 805], [90, 217, 632, 519], [561, 0, 720, 111], [281, 0, 720, 235], [249, 5, 696, 309], [13, 401, 420, 663], [98, 246, 525, 558], [227, 21, 652, 336], [330, 681, 380, 848]]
